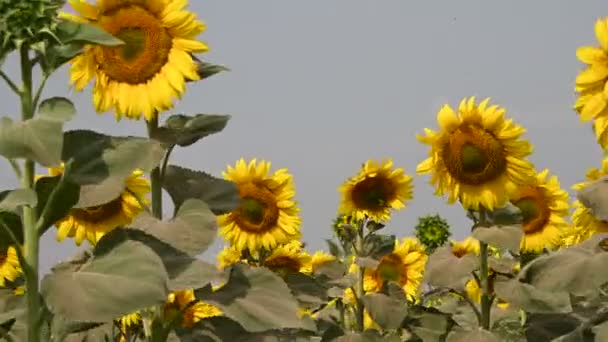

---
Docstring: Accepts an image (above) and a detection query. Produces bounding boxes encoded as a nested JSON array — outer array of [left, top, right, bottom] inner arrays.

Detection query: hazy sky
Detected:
[[2, 1, 608, 275]]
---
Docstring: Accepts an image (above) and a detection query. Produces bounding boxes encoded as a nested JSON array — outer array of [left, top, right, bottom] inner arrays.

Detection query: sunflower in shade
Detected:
[[417, 96, 535, 211], [0, 246, 22, 287], [62, 0, 208, 121], [41, 165, 150, 246], [163, 289, 222, 328], [509, 169, 569, 253], [263, 240, 311, 276], [218, 158, 301, 255], [338, 159, 413, 222]]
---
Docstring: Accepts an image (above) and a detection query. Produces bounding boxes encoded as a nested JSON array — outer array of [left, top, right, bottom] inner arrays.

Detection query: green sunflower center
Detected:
[[241, 198, 267, 225], [376, 254, 405, 284], [71, 198, 123, 223], [116, 28, 147, 61], [512, 187, 551, 234], [352, 177, 394, 210], [514, 198, 539, 224], [443, 124, 507, 185]]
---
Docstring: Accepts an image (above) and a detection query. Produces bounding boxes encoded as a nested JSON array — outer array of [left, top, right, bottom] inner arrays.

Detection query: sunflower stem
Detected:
[[146, 115, 163, 219], [354, 219, 366, 332], [478, 209, 491, 330], [20, 45, 41, 342]]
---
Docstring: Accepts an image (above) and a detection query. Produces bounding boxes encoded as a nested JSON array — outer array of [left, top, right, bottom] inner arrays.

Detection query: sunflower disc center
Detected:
[[376, 254, 406, 284], [265, 256, 302, 273], [442, 124, 507, 185], [71, 198, 123, 223], [512, 188, 550, 234], [116, 28, 147, 61], [352, 177, 392, 210], [233, 183, 280, 233], [241, 198, 267, 225]]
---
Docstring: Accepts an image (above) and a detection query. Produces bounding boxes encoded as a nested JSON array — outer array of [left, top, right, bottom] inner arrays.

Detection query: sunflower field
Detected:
[[1, 1, 608, 341]]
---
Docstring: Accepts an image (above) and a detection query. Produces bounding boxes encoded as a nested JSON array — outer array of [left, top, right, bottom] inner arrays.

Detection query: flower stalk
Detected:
[[477, 209, 491, 330], [354, 220, 366, 332], [146, 115, 163, 219]]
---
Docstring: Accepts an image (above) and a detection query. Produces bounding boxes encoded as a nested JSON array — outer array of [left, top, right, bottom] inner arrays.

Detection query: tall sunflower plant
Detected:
[[2, 1, 608, 342]]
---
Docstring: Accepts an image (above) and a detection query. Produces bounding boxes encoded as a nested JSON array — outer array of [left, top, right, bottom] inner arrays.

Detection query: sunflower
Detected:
[[509, 169, 569, 253], [571, 158, 608, 242], [218, 158, 302, 254], [164, 289, 222, 328], [117, 312, 141, 342], [450, 237, 480, 258], [302, 250, 336, 275], [0, 246, 22, 287], [263, 240, 311, 276], [465, 273, 509, 310], [216, 245, 244, 270], [560, 224, 596, 248], [62, 0, 208, 121], [356, 238, 427, 301], [339, 159, 413, 222], [574, 17, 608, 147], [417, 97, 535, 211], [42, 166, 150, 246]]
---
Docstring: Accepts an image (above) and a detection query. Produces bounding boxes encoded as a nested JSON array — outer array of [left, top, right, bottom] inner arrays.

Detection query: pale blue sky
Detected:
[[2, 1, 608, 275]]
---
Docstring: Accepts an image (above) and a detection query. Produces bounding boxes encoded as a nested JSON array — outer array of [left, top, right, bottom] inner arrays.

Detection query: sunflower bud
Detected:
[[414, 214, 451, 253]]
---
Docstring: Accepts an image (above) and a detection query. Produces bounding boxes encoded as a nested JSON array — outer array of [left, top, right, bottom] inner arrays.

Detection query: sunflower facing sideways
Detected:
[[40, 165, 150, 246], [263, 240, 311, 276], [218, 158, 302, 254], [339, 159, 413, 222], [574, 17, 608, 148], [417, 96, 535, 211], [450, 237, 480, 258], [62, 0, 208, 121], [163, 289, 222, 328], [570, 158, 608, 242], [0, 246, 22, 287]]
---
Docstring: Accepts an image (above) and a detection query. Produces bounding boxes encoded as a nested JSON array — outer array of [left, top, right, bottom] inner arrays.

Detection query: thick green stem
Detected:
[[146, 116, 163, 219], [478, 209, 491, 330], [354, 222, 365, 332], [20, 45, 40, 342]]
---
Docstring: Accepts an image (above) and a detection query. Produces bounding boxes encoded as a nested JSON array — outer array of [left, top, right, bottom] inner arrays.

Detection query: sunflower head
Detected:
[[450, 237, 480, 258], [0, 246, 22, 287], [509, 169, 570, 253], [414, 214, 452, 253], [417, 97, 535, 211], [218, 158, 302, 255], [164, 289, 222, 328], [263, 240, 311, 277], [302, 250, 337, 275], [338, 159, 413, 222], [63, 0, 209, 121], [42, 166, 150, 246], [216, 246, 244, 270]]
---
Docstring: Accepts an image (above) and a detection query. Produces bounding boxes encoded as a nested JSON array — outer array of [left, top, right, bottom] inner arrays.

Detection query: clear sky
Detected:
[[2, 0, 608, 275]]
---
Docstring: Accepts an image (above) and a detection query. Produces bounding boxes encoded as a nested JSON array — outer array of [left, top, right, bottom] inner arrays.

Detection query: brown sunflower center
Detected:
[[376, 254, 406, 284], [512, 186, 550, 234], [352, 177, 395, 210], [96, 5, 173, 84], [265, 256, 302, 272], [70, 198, 123, 224], [233, 183, 280, 233], [442, 124, 507, 185], [451, 246, 467, 258]]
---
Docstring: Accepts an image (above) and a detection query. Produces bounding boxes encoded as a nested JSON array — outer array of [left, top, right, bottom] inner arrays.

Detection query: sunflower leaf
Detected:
[[484, 203, 523, 226], [38, 97, 76, 122], [55, 19, 123, 46], [0, 289, 26, 341], [0, 189, 37, 212], [423, 245, 478, 288], [446, 328, 501, 342], [154, 114, 231, 147], [0, 116, 66, 167], [62, 130, 165, 186], [524, 313, 582, 341], [0, 212, 23, 249], [133, 198, 217, 256], [41, 236, 169, 322], [362, 293, 408, 330], [34, 175, 80, 236], [494, 279, 572, 313], [472, 225, 523, 252], [162, 165, 239, 215], [195, 264, 308, 332], [361, 234, 395, 259], [193, 58, 230, 80], [577, 176, 608, 221]]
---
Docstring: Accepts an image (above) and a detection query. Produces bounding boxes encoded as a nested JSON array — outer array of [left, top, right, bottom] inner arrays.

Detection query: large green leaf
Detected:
[[62, 323, 114, 342], [361, 234, 395, 259], [196, 264, 307, 332], [41, 237, 169, 322], [333, 331, 400, 342], [0, 212, 23, 249], [162, 165, 239, 215], [423, 245, 478, 288], [284, 271, 329, 307], [34, 175, 80, 236], [577, 176, 608, 221], [38, 97, 77, 121], [192, 56, 230, 81], [472, 225, 522, 251], [0, 189, 37, 212], [0, 289, 26, 341], [103, 228, 221, 291], [134, 199, 217, 256], [524, 313, 581, 341], [405, 306, 454, 342], [55, 19, 123, 46], [362, 293, 408, 330], [494, 279, 572, 313], [446, 328, 501, 342], [62, 130, 165, 186], [154, 114, 231, 147]]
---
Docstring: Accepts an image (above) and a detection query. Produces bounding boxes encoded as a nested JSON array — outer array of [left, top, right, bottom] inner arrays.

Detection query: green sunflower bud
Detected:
[[414, 214, 451, 253]]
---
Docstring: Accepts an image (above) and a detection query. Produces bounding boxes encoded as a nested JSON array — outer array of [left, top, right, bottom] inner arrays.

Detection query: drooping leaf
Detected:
[[34, 175, 80, 236], [446, 328, 501, 342], [472, 225, 523, 251], [362, 293, 408, 330], [101, 228, 221, 291], [494, 279, 572, 313], [134, 199, 217, 256], [577, 176, 608, 221], [41, 237, 169, 322], [0, 189, 37, 212], [62, 130, 165, 186], [361, 234, 395, 259], [55, 19, 123, 46], [284, 271, 329, 307], [154, 114, 231, 147], [196, 264, 307, 332], [193, 58, 230, 80], [423, 245, 478, 288], [162, 165, 239, 215], [524, 313, 581, 341]]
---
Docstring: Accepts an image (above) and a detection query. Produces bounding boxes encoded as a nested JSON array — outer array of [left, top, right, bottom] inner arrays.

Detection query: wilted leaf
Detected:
[[154, 114, 231, 147], [0, 189, 37, 212], [34, 175, 79, 235], [494, 280, 572, 313], [577, 176, 608, 221], [472, 225, 522, 251], [55, 19, 123, 46], [362, 293, 408, 330], [423, 245, 478, 288], [62, 130, 165, 186], [361, 234, 395, 259], [446, 328, 501, 342], [525, 313, 581, 341], [134, 199, 217, 256], [196, 264, 307, 332], [162, 165, 239, 214], [41, 238, 169, 322]]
